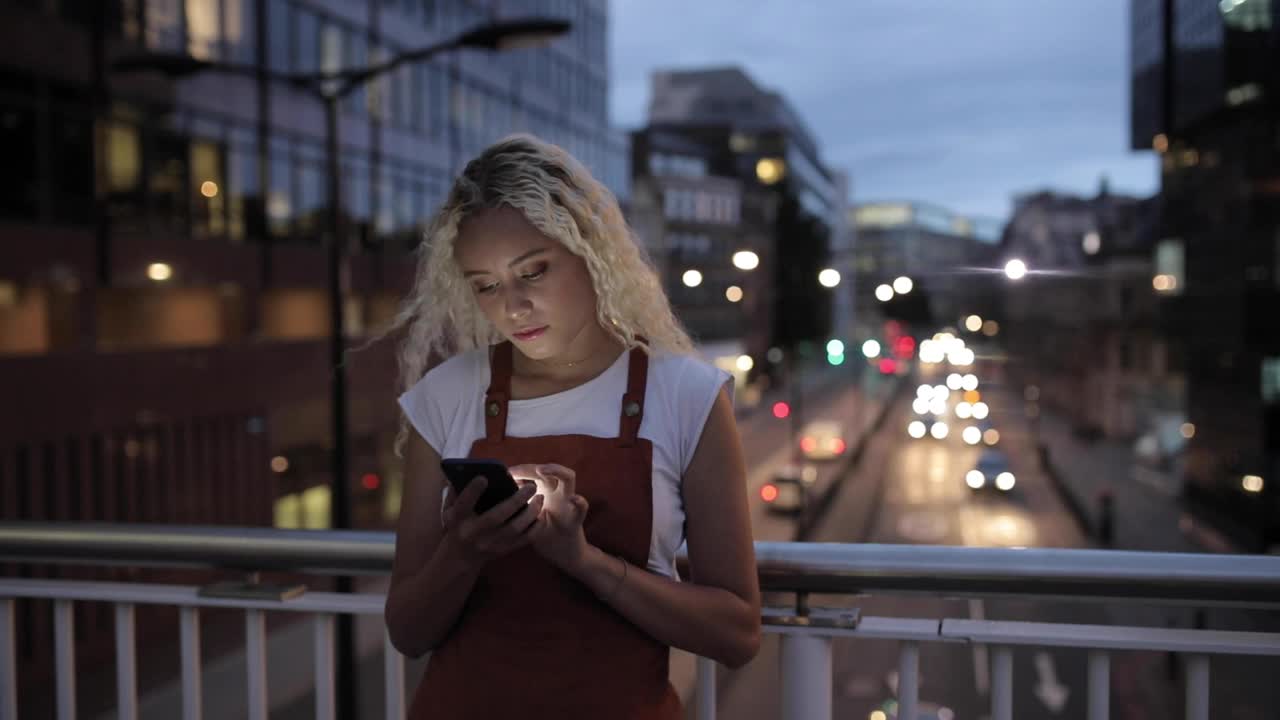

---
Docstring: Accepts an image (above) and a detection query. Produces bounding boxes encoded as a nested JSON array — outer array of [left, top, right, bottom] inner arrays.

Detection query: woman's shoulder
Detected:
[[405, 347, 488, 400], [648, 350, 731, 393]]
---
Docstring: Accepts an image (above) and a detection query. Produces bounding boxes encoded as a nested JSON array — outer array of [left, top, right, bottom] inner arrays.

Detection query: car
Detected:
[[760, 475, 806, 515], [965, 449, 1016, 492], [799, 420, 847, 461]]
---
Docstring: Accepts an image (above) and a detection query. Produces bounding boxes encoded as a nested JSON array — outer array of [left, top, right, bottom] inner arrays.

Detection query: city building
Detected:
[[1000, 188, 1180, 443], [0, 0, 622, 698], [851, 200, 1001, 339], [632, 66, 850, 379], [1129, 0, 1278, 545]]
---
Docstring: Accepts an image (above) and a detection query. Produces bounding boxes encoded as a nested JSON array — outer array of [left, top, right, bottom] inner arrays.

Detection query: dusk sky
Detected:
[[609, 0, 1160, 222]]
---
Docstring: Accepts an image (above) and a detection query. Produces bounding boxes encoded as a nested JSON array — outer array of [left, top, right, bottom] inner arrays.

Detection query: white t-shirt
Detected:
[[397, 346, 732, 579]]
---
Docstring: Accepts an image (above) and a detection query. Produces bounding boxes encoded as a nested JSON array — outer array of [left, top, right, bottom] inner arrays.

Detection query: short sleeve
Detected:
[[675, 357, 734, 474], [396, 353, 474, 457]]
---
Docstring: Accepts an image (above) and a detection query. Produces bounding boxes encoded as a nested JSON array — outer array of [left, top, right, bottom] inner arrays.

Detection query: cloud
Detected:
[[610, 0, 1158, 219]]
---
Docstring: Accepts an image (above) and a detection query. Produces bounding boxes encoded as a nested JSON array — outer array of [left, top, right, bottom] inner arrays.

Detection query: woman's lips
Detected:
[[513, 326, 547, 341]]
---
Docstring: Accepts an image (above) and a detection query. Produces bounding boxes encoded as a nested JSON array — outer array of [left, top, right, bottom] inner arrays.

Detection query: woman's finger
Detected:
[[538, 464, 575, 496]]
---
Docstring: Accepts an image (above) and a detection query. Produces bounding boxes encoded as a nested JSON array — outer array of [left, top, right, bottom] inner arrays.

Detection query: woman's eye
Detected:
[[475, 282, 498, 294], [521, 264, 548, 281]]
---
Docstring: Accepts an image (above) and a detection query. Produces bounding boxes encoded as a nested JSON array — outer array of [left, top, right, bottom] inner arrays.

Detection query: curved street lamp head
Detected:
[[111, 52, 215, 77], [457, 18, 572, 51]]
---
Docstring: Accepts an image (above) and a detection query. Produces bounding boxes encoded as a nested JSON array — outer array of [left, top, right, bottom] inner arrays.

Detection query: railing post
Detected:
[[1185, 654, 1209, 720], [384, 629, 405, 720], [991, 645, 1012, 720], [779, 633, 831, 720], [245, 609, 268, 720], [115, 603, 138, 720], [0, 598, 15, 720], [54, 599, 76, 720], [695, 656, 717, 720], [179, 607, 202, 720], [1087, 649, 1109, 720], [314, 614, 336, 720], [897, 641, 919, 720]]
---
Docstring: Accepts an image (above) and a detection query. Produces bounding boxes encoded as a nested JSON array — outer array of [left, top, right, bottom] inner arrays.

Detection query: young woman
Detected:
[[384, 134, 760, 719]]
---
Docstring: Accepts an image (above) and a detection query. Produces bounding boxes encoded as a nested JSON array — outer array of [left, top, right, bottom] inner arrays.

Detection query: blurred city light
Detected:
[[930, 421, 949, 439], [893, 336, 916, 359], [1153, 133, 1169, 152], [682, 269, 703, 287], [1004, 259, 1028, 280], [870, 710, 888, 720], [1180, 423, 1196, 439], [962, 426, 982, 445], [982, 320, 1000, 336], [875, 284, 894, 302], [962, 374, 979, 391], [908, 421, 928, 439], [819, 268, 841, 287], [732, 250, 760, 270], [928, 397, 948, 415], [772, 402, 791, 419], [862, 339, 882, 358], [984, 429, 1001, 446], [271, 456, 289, 473], [948, 347, 976, 366], [361, 473, 380, 491], [736, 354, 754, 372], [893, 276, 913, 294], [955, 402, 973, 419], [725, 285, 743, 302], [917, 384, 933, 400], [972, 402, 990, 420], [946, 373, 964, 390], [767, 347, 784, 364], [996, 472, 1017, 491], [912, 397, 931, 414], [200, 181, 219, 198], [1083, 231, 1101, 255], [827, 353, 845, 366], [827, 339, 845, 356], [963, 389, 981, 404], [966, 470, 986, 489], [1153, 274, 1178, 292], [933, 385, 950, 400], [879, 358, 898, 374], [1242, 475, 1264, 493], [964, 314, 983, 332], [147, 262, 173, 281], [755, 157, 785, 184], [760, 484, 779, 502]]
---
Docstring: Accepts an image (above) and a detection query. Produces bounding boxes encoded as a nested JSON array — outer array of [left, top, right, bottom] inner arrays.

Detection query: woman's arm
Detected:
[[569, 387, 762, 668], [384, 431, 543, 658]]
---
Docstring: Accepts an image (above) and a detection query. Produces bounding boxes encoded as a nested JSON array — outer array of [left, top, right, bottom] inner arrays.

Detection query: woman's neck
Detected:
[[513, 327, 625, 384]]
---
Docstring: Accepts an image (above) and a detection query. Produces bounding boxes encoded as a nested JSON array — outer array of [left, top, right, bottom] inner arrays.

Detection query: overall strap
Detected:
[[483, 342, 513, 442], [618, 346, 649, 447]]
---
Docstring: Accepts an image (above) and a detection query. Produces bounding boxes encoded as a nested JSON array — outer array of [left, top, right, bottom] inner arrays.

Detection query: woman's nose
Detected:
[[505, 287, 532, 320]]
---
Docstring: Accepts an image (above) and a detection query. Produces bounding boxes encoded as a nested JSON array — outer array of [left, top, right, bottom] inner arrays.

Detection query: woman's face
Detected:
[[454, 206, 602, 361]]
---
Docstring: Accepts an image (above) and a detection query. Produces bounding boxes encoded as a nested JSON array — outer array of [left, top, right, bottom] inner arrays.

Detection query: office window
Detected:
[[345, 30, 367, 117], [344, 154, 372, 246], [0, 101, 40, 219], [224, 0, 255, 64], [148, 126, 190, 234], [225, 130, 260, 242], [190, 137, 226, 238], [267, 136, 292, 240], [375, 162, 393, 241], [294, 7, 319, 73], [268, 0, 291, 73], [185, 0, 220, 59], [320, 20, 344, 76], [146, 0, 184, 51], [294, 139, 326, 242]]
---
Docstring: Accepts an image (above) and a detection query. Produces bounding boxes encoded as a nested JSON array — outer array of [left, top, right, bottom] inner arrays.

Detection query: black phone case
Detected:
[[440, 459, 519, 514]]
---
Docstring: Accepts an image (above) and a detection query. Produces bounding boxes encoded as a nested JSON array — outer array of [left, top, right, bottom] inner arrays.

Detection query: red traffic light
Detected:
[[361, 473, 380, 490], [772, 401, 791, 419]]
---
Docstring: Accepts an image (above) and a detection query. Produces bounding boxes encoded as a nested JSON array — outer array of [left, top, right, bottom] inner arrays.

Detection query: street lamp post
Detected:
[[113, 18, 570, 718]]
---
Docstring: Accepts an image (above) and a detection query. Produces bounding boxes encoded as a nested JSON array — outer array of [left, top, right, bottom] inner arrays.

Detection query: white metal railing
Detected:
[[3, 522, 1280, 720]]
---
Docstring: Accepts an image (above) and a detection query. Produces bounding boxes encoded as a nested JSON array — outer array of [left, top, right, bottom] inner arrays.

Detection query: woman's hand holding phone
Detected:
[[509, 464, 590, 573], [440, 475, 544, 571]]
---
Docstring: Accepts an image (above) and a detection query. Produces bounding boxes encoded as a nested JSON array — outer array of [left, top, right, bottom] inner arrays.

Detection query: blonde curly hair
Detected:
[[381, 134, 694, 452]]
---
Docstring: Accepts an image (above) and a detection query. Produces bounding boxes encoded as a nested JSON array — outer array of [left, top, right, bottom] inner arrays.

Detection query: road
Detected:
[[711, 366, 1280, 720]]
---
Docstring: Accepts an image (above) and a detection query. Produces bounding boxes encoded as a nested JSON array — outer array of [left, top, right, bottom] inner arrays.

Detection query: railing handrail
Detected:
[[3, 521, 1280, 606]]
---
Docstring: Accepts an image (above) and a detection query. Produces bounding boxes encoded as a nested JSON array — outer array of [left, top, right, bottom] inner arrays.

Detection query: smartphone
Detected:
[[440, 458, 521, 515]]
